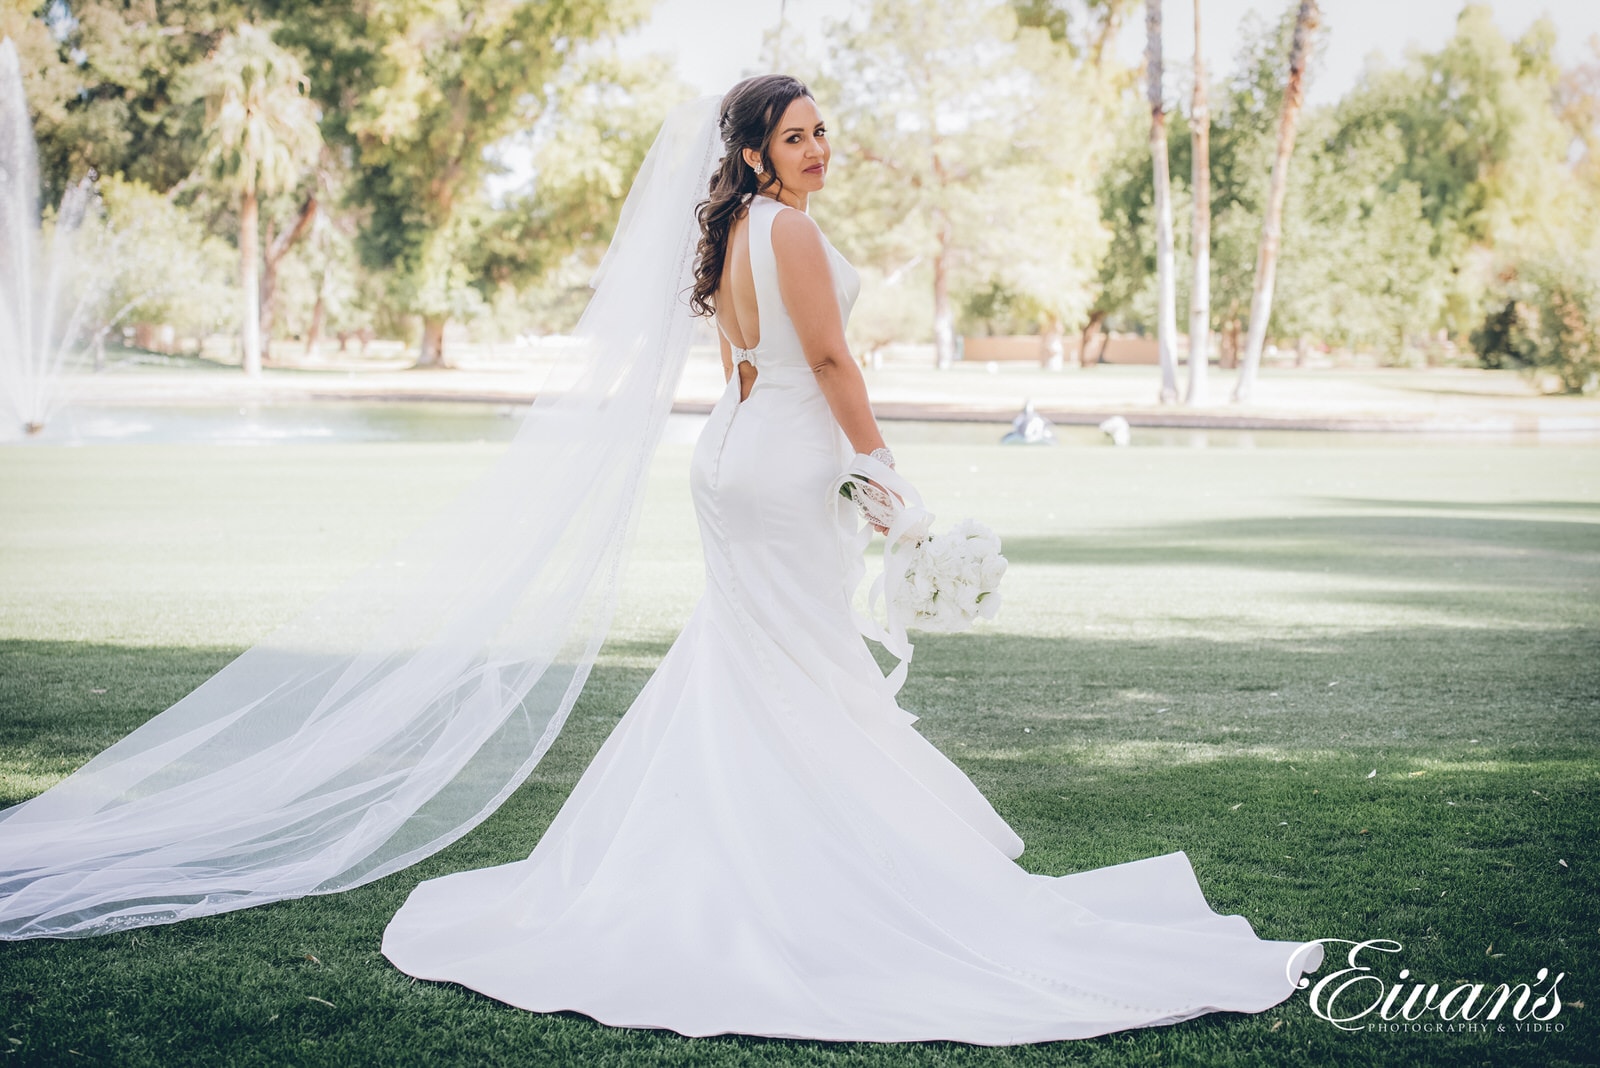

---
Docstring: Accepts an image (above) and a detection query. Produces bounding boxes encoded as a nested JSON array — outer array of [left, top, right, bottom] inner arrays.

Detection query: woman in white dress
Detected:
[[380, 74, 1325, 1046]]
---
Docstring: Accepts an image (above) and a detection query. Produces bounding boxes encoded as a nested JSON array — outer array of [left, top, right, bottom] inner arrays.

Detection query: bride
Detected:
[[0, 73, 1323, 1045], [383, 74, 1324, 1044]]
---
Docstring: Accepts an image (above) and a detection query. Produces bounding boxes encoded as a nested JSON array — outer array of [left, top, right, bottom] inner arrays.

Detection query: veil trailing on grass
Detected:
[[0, 93, 725, 939]]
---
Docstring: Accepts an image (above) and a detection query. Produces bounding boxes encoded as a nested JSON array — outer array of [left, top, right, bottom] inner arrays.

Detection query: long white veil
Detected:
[[0, 93, 726, 939]]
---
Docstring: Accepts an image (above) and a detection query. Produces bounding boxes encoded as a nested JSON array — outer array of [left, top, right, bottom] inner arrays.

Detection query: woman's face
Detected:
[[745, 95, 829, 195]]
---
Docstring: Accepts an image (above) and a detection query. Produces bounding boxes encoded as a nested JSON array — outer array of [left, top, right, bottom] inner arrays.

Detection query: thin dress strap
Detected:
[[744, 195, 787, 366], [726, 194, 786, 369]]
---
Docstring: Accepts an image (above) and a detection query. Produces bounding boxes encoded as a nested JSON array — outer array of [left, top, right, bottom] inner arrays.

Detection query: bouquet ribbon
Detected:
[[828, 452, 933, 696]]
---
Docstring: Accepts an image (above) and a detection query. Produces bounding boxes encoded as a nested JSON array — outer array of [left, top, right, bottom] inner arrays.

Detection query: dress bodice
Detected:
[[719, 192, 861, 377]]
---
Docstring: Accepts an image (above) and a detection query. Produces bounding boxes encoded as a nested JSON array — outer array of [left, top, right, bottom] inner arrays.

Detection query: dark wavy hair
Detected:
[[687, 74, 814, 320]]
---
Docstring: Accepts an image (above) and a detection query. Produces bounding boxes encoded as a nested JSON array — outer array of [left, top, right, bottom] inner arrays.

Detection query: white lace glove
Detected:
[[837, 447, 903, 535], [852, 479, 899, 532]]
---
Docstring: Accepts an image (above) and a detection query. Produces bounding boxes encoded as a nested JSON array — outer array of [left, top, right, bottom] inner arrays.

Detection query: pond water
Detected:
[[10, 401, 1595, 449]]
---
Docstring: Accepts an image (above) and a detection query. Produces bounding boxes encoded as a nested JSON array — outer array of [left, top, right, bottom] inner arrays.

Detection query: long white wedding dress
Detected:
[[381, 191, 1324, 1045]]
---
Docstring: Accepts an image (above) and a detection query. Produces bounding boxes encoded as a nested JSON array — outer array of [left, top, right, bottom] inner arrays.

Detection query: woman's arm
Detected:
[[769, 209, 888, 459]]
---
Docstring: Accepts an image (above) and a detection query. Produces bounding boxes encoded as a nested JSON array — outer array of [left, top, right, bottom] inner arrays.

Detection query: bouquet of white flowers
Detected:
[[887, 517, 1007, 633], [834, 456, 1007, 639]]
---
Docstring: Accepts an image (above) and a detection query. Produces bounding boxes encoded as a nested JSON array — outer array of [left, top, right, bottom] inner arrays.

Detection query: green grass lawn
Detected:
[[0, 435, 1596, 1066]]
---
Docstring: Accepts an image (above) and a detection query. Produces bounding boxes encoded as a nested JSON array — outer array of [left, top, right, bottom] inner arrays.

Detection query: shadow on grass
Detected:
[[0, 625, 1595, 1066], [0, 739, 1592, 1067], [5, 619, 1595, 808], [893, 627, 1599, 749], [1000, 511, 1600, 604]]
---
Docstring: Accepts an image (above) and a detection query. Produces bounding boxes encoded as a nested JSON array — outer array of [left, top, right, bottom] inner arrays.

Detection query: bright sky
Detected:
[[615, 0, 1600, 107]]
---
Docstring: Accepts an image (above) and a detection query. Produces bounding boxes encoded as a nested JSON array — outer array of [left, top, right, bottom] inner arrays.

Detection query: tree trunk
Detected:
[[1185, 0, 1211, 406], [416, 316, 449, 369], [932, 209, 956, 369], [1233, 0, 1319, 404], [305, 275, 327, 361], [1080, 310, 1107, 367], [1147, 0, 1180, 404], [258, 217, 275, 364], [259, 196, 318, 354], [239, 187, 261, 377], [1087, 2, 1134, 72]]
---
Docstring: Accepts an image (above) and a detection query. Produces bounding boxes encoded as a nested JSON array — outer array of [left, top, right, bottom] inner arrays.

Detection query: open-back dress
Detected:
[[380, 190, 1324, 1045]]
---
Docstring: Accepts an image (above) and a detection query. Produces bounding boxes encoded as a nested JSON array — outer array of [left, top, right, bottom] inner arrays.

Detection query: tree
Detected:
[[1012, 0, 1142, 74], [818, 0, 1113, 369], [190, 22, 321, 376], [258, 184, 319, 347], [1331, 7, 1586, 341], [1473, 257, 1600, 394], [1269, 108, 1446, 363], [4, 0, 254, 206], [1185, 0, 1210, 405], [272, 0, 649, 368], [86, 174, 238, 362], [1145, 0, 1178, 402], [1232, 0, 1318, 403], [461, 50, 684, 306]]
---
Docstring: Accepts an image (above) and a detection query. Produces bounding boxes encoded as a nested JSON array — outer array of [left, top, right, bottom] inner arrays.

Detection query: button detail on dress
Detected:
[[733, 348, 755, 367]]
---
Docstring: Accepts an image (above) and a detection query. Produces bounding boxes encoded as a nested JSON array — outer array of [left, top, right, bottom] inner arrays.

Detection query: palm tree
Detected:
[[1232, 0, 1319, 403], [1146, 0, 1179, 404], [1185, 0, 1211, 406], [194, 24, 321, 377]]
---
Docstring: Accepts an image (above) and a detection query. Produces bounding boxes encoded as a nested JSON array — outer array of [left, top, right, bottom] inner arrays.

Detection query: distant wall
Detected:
[[961, 335, 1068, 362], [1099, 335, 1202, 365], [961, 333, 1200, 365]]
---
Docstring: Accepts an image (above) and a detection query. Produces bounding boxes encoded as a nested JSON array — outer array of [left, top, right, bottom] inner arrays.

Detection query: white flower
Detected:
[[980, 553, 1008, 586], [885, 517, 1006, 633]]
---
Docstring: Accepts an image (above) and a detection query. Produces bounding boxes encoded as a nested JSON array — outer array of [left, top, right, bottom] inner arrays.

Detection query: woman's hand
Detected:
[[853, 476, 903, 536]]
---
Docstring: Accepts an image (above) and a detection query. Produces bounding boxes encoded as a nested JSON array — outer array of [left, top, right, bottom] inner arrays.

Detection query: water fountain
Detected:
[[0, 37, 99, 440]]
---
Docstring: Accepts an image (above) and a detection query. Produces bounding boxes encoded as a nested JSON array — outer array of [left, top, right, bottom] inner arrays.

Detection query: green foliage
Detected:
[[1474, 257, 1600, 394], [815, 0, 1115, 339], [7, 0, 1599, 367], [1471, 298, 1530, 372], [1092, 1, 1598, 363], [847, 263, 934, 355], [6, 0, 254, 203], [464, 49, 685, 295], [89, 173, 238, 336], [960, 279, 1047, 337], [1273, 119, 1448, 362], [277, 2, 646, 266], [1008, 0, 1140, 73], [257, 0, 665, 359], [1336, 7, 1569, 253], [185, 21, 321, 202], [1091, 7, 1314, 335], [1324, 6, 1585, 337]]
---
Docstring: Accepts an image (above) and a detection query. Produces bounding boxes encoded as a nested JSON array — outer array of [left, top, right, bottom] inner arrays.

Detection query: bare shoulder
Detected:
[[768, 207, 828, 268]]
